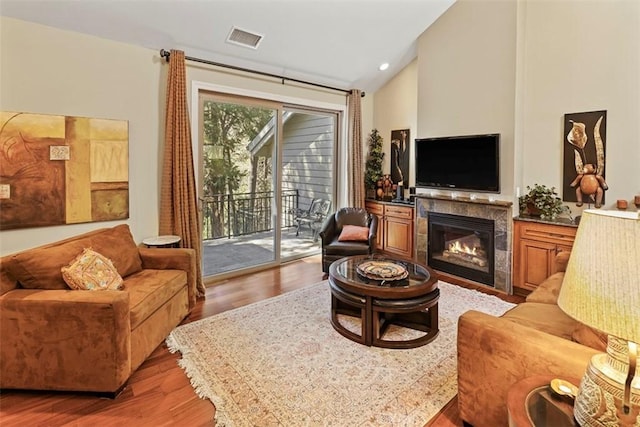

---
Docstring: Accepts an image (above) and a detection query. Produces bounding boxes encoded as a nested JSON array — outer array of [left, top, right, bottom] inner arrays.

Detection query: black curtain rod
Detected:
[[160, 49, 365, 97]]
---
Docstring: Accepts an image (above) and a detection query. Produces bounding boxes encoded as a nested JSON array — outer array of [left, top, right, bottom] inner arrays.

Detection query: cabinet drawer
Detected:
[[384, 205, 413, 220], [365, 202, 384, 215], [518, 222, 576, 245]]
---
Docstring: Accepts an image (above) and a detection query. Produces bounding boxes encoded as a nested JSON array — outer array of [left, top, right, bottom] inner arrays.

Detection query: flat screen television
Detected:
[[414, 133, 500, 193]]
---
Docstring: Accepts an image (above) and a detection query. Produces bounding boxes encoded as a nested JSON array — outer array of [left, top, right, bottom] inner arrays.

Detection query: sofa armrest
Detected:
[[0, 289, 131, 393], [457, 310, 598, 427], [555, 250, 571, 272], [138, 248, 197, 310]]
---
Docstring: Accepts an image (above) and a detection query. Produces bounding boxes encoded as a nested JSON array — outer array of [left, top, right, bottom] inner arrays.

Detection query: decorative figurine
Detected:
[[570, 163, 608, 208]]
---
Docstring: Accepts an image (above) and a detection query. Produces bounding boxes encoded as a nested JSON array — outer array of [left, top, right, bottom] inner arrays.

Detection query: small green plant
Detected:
[[519, 184, 570, 220], [364, 129, 384, 190]]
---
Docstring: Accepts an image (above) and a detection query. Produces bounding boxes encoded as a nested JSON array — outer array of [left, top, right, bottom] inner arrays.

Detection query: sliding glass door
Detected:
[[280, 107, 335, 258], [199, 94, 278, 276], [198, 92, 337, 279]]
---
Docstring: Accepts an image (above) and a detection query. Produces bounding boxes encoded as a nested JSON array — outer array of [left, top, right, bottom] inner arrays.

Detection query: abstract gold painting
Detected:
[[0, 111, 129, 230]]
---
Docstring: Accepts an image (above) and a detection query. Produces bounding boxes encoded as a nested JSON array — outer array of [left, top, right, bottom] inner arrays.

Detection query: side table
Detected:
[[142, 235, 181, 248], [507, 375, 579, 427]]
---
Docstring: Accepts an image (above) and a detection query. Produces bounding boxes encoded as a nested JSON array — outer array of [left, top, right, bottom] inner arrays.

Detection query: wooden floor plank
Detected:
[[0, 254, 516, 426]]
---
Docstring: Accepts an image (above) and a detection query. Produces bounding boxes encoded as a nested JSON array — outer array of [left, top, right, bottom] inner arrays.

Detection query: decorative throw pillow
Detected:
[[338, 225, 370, 242], [61, 248, 124, 291]]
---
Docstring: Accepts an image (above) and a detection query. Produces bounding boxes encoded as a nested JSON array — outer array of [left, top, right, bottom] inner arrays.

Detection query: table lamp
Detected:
[[557, 210, 639, 426]]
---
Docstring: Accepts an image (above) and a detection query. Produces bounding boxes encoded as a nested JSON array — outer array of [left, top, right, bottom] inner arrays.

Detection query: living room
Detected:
[[1, 1, 638, 254], [1, 0, 639, 426]]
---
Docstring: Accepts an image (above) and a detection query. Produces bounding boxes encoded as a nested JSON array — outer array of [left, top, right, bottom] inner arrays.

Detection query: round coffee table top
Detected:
[[329, 255, 437, 299]]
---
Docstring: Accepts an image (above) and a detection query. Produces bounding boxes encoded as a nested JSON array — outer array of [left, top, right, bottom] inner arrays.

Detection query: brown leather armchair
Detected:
[[318, 207, 378, 273]]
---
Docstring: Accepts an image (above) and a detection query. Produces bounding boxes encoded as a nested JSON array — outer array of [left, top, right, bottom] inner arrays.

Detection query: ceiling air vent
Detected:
[[227, 27, 263, 49]]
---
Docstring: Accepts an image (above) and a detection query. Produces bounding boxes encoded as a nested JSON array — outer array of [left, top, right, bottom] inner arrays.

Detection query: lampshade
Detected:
[[557, 209, 640, 344], [557, 209, 640, 427]]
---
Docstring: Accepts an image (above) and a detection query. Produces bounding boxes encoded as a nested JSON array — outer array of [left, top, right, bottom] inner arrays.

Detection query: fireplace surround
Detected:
[[416, 194, 513, 294], [428, 212, 495, 286]]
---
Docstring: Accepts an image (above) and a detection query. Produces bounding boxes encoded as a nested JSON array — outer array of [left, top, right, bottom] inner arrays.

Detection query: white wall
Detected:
[[373, 0, 639, 212], [518, 0, 640, 213], [0, 17, 364, 255], [415, 0, 517, 201], [0, 17, 163, 254]]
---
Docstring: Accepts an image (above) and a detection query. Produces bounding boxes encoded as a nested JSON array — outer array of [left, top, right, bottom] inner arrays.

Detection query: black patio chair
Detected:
[[293, 198, 331, 241]]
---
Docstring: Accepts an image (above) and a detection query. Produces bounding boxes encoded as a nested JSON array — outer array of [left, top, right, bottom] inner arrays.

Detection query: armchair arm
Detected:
[[457, 310, 598, 427], [138, 248, 197, 310], [290, 207, 305, 217], [319, 215, 337, 246], [367, 214, 378, 252], [0, 289, 131, 393]]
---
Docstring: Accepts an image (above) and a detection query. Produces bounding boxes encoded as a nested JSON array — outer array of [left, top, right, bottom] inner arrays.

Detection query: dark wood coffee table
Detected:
[[328, 255, 439, 349]]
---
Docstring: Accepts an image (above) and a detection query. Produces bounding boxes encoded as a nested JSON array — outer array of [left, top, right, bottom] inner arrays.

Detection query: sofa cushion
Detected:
[[502, 302, 578, 341], [572, 323, 608, 352], [62, 248, 124, 291], [90, 225, 143, 277], [5, 224, 142, 290], [526, 272, 564, 305], [125, 269, 187, 330]]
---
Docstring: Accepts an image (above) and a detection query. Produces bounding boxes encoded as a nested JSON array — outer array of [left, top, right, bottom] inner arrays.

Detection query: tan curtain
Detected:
[[159, 49, 205, 297], [348, 90, 364, 208]]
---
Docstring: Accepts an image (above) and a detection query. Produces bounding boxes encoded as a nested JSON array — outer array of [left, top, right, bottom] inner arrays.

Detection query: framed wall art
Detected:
[[390, 129, 410, 186], [0, 111, 129, 230], [562, 110, 607, 208]]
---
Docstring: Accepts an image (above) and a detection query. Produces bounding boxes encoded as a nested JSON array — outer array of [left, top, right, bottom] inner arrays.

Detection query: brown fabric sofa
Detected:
[[457, 252, 606, 426], [0, 224, 197, 395]]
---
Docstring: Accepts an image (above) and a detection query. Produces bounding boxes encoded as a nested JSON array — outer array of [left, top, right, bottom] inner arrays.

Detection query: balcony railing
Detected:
[[201, 190, 299, 240]]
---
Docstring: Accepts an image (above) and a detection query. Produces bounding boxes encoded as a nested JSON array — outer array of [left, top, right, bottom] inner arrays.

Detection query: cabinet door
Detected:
[[513, 220, 576, 293], [518, 239, 557, 291], [384, 216, 412, 258]]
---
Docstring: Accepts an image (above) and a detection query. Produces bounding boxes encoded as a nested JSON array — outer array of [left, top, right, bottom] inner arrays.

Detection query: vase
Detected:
[[526, 202, 541, 217], [366, 189, 376, 200]]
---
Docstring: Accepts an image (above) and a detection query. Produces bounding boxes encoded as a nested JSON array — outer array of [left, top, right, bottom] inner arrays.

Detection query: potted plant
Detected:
[[518, 184, 570, 220], [364, 129, 384, 199]]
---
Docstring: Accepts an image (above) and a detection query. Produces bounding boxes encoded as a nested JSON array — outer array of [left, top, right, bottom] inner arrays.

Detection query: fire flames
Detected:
[[448, 240, 478, 256], [442, 237, 488, 268]]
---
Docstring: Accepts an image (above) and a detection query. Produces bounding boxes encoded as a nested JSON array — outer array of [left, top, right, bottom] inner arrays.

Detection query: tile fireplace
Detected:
[[415, 195, 513, 294]]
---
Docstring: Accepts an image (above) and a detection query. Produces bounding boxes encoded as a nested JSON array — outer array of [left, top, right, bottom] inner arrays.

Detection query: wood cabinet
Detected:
[[512, 218, 577, 294], [365, 200, 414, 259]]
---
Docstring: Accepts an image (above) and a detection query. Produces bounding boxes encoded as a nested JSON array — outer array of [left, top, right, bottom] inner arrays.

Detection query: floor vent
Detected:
[[227, 27, 263, 49]]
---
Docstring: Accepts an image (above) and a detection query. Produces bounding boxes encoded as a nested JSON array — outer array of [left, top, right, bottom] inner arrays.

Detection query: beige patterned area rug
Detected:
[[166, 281, 514, 426]]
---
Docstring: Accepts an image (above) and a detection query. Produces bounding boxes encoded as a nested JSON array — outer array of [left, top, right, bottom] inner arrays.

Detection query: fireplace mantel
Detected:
[[416, 193, 513, 208], [415, 194, 514, 294]]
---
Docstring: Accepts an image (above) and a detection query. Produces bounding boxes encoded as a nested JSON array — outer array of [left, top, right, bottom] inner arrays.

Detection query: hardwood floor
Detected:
[[0, 255, 521, 426]]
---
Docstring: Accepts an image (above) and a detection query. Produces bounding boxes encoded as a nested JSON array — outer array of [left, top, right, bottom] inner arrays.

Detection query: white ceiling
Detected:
[[0, 0, 455, 93]]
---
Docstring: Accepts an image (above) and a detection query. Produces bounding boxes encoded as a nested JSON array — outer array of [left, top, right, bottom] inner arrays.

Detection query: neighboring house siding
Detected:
[[282, 114, 334, 212]]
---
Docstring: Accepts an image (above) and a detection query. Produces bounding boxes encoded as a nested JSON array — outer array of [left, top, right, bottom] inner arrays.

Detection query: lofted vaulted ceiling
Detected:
[[0, 0, 455, 93]]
